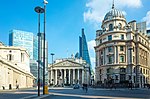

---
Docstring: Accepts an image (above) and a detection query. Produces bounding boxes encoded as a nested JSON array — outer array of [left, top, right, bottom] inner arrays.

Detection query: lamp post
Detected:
[[51, 53, 55, 66], [128, 47, 133, 89], [51, 53, 54, 85], [34, 6, 45, 96], [43, 0, 48, 95]]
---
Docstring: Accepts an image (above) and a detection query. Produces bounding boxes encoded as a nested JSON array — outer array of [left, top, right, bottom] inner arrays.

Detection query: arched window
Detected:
[[118, 23, 122, 30], [109, 24, 113, 31]]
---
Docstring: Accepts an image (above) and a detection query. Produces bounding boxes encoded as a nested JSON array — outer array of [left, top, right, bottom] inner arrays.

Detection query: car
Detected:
[[73, 84, 80, 89]]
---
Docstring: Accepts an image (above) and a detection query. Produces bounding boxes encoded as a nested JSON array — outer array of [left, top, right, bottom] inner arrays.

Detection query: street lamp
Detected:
[[51, 53, 55, 66], [34, 6, 45, 96], [51, 53, 55, 85], [43, 0, 48, 95], [128, 47, 133, 89]]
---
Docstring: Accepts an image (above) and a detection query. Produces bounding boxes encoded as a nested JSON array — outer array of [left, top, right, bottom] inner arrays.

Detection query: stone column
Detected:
[[68, 69, 70, 84], [73, 69, 75, 84], [60, 69, 63, 85], [78, 69, 80, 84], [114, 46, 116, 64], [55, 69, 57, 85], [64, 69, 66, 84], [60, 69, 62, 79], [50, 70, 53, 84], [82, 69, 84, 84]]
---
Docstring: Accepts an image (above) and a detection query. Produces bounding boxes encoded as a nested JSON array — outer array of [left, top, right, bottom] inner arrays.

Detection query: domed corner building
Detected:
[[95, 4, 150, 88]]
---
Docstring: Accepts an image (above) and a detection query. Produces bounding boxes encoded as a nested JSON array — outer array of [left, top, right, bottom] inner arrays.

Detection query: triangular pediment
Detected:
[[54, 60, 82, 67]]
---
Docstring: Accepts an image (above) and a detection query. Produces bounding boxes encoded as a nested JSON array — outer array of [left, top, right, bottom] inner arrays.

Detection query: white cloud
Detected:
[[88, 40, 96, 70], [142, 11, 150, 29], [84, 0, 142, 24], [87, 40, 96, 51]]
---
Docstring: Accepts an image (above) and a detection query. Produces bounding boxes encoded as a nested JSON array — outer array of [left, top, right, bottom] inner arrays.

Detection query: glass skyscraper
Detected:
[[9, 29, 38, 60], [79, 28, 91, 71]]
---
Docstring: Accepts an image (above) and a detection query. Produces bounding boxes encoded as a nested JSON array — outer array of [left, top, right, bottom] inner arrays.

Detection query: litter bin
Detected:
[[9, 84, 12, 90]]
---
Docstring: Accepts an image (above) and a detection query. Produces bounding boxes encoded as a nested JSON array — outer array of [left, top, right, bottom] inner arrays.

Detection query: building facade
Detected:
[[0, 42, 34, 89], [95, 5, 150, 87], [48, 57, 90, 86], [9, 30, 49, 85]]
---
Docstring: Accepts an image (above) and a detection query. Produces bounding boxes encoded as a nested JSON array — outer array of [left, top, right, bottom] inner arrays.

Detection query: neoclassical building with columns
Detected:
[[0, 42, 34, 89], [48, 57, 90, 86], [95, 4, 150, 87]]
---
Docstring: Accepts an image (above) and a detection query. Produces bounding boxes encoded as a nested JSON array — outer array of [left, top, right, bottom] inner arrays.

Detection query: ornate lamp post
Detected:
[[34, 6, 45, 96]]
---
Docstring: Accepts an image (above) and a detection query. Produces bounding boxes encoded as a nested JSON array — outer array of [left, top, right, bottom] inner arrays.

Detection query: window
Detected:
[[21, 53, 24, 62], [100, 39, 102, 43], [120, 68, 126, 73], [115, 75, 118, 80], [99, 69, 102, 74], [118, 23, 122, 30], [109, 24, 113, 31], [140, 68, 142, 73], [101, 56, 103, 65], [139, 37, 141, 42], [108, 46, 112, 52], [108, 35, 112, 41], [101, 50, 103, 54], [7, 54, 13, 61], [134, 76, 136, 83], [133, 67, 136, 73], [108, 56, 113, 64], [120, 55, 124, 62], [107, 68, 110, 73], [120, 46, 124, 51], [103, 27, 106, 32], [121, 34, 124, 40], [133, 36, 134, 40]]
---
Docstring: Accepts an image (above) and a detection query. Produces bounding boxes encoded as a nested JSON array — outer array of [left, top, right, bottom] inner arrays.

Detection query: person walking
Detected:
[[85, 84, 88, 93]]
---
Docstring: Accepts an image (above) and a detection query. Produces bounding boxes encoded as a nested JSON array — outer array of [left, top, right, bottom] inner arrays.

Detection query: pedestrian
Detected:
[[82, 83, 85, 91], [85, 84, 88, 93]]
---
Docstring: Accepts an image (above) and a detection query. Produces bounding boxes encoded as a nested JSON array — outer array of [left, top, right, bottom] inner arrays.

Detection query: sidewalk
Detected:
[[0, 87, 36, 92]]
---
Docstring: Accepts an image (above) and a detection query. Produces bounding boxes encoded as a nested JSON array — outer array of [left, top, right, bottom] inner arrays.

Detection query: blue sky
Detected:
[[0, 0, 150, 70]]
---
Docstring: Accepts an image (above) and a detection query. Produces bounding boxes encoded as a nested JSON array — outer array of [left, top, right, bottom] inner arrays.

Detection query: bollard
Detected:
[[44, 85, 48, 94]]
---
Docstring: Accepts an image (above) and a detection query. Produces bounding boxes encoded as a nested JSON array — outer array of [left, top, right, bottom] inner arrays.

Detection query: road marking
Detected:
[[50, 92, 139, 99], [32, 95, 50, 99], [20, 95, 38, 99]]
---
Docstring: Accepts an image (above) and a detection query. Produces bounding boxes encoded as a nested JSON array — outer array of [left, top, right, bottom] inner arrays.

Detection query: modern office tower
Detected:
[[95, 3, 150, 88], [33, 36, 38, 60], [9, 29, 37, 60], [79, 28, 91, 71]]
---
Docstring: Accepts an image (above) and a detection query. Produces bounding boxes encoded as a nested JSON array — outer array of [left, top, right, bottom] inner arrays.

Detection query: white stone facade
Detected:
[[48, 58, 90, 86], [95, 6, 150, 88], [0, 42, 34, 89]]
